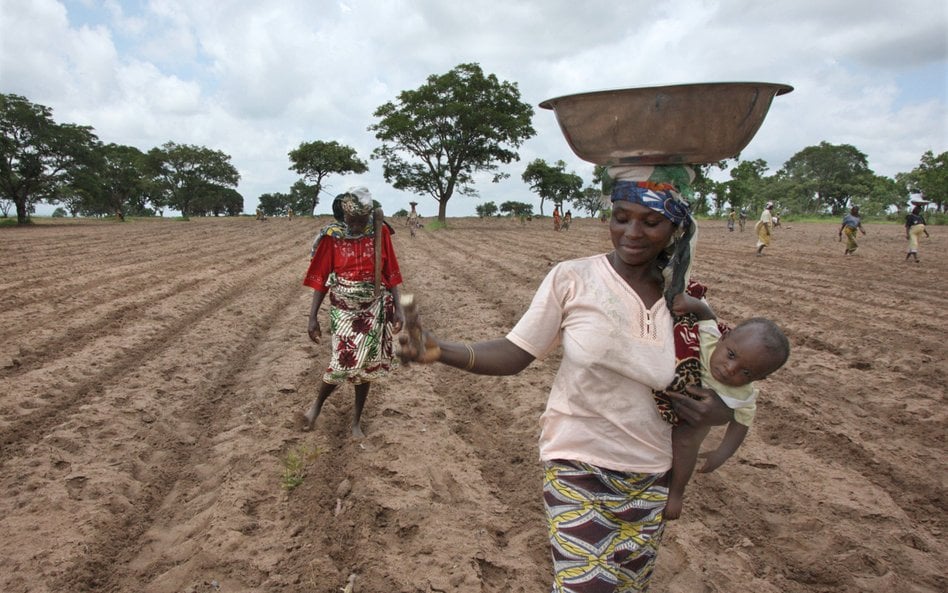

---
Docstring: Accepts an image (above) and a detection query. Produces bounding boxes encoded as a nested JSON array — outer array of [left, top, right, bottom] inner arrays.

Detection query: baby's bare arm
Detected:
[[698, 421, 749, 473], [671, 293, 715, 320]]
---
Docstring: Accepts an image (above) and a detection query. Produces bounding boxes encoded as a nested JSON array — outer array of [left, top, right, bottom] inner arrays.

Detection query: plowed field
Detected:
[[1, 215, 944, 593]]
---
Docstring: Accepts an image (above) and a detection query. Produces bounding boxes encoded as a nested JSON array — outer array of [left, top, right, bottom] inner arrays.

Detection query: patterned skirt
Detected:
[[544, 459, 668, 592], [843, 226, 859, 252], [324, 277, 396, 384]]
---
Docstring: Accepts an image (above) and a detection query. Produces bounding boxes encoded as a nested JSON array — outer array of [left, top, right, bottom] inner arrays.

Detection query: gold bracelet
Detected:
[[464, 343, 476, 371]]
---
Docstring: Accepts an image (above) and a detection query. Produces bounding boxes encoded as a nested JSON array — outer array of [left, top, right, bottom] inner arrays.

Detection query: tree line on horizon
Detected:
[[3, 63, 944, 226]]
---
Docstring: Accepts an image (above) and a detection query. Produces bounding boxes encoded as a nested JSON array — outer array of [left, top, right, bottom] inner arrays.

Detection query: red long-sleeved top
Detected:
[[303, 224, 402, 292]]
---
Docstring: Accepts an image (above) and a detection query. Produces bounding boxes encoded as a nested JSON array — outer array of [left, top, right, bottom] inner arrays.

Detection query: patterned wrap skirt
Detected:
[[843, 226, 859, 252], [544, 459, 668, 592], [324, 276, 396, 384]]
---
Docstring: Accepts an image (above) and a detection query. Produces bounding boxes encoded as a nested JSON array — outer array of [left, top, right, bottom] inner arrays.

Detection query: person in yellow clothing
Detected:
[[905, 204, 930, 263], [838, 206, 866, 255], [755, 202, 774, 256]]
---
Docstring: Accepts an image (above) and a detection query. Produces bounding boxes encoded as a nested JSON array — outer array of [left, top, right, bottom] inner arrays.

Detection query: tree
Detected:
[[859, 175, 906, 216], [369, 62, 535, 223], [475, 201, 498, 217], [258, 191, 292, 216], [901, 150, 947, 212], [499, 200, 533, 217], [521, 159, 583, 216], [192, 185, 243, 216], [288, 140, 368, 215], [148, 141, 240, 218], [288, 179, 318, 216], [573, 187, 604, 216], [722, 159, 769, 213], [780, 141, 874, 215], [0, 94, 99, 224], [85, 143, 149, 221]]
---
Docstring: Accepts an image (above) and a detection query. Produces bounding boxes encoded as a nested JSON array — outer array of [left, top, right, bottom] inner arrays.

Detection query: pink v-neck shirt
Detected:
[[507, 254, 676, 473]]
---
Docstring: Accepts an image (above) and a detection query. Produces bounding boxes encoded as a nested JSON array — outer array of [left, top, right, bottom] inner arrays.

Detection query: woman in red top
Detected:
[[301, 187, 404, 437]]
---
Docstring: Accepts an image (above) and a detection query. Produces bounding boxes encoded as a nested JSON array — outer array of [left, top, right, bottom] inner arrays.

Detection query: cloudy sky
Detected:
[[2, 0, 946, 217]]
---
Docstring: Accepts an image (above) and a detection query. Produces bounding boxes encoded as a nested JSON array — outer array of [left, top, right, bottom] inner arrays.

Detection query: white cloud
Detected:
[[2, 0, 946, 217]]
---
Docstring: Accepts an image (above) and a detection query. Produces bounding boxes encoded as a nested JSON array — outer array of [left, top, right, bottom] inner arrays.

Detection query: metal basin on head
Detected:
[[539, 82, 793, 166]]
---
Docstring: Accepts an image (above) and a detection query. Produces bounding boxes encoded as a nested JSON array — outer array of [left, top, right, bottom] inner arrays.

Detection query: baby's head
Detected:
[[709, 317, 790, 387]]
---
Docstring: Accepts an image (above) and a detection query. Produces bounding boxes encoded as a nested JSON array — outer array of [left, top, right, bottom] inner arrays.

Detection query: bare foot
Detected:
[[299, 410, 316, 432]]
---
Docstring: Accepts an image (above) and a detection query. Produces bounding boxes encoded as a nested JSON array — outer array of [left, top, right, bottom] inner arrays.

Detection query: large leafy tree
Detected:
[[370, 62, 535, 223], [521, 159, 583, 216], [288, 140, 367, 215], [780, 141, 874, 214], [84, 143, 150, 221], [900, 150, 947, 212], [148, 141, 240, 218], [499, 200, 534, 217], [288, 179, 319, 216], [258, 191, 292, 216], [859, 175, 907, 216], [0, 94, 99, 224], [191, 184, 243, 216], [475, 201, 498, 217], [723, 159, 769, 213]]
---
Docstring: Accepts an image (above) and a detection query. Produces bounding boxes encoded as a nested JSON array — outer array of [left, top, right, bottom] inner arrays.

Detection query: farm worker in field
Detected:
[[727, 209, 736, 232], [562, 210, 572, 230], [738, 208, 747, 231], [659, 290, 790, 519], [905, 203, 929, 263], [397, 164, 734, 592], [301, 187, 405, 437], [407, 201, 420, 238], [552, 205, 562, 231], [838, 206, 866, 255], [755, 202, 774, 256]]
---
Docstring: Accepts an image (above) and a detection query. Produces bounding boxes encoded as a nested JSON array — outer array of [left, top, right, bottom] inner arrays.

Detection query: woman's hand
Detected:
[[397, 298, 441, 364], [307, 317, 322, 344], [666, 385, 733, 427], [397, 330, 442, 364], [391, 307, 405, 335]]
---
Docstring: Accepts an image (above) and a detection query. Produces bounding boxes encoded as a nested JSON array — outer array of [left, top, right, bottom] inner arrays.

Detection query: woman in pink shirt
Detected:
[[399, 166, 733, 592]]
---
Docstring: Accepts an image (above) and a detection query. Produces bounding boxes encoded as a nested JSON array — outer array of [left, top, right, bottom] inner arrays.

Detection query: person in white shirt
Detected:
[[398, 165, 733, 592]]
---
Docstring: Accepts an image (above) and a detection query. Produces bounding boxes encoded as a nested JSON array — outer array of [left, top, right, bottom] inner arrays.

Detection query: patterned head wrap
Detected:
[[340, 186, 374, 216], [606, 164, 698, 310]]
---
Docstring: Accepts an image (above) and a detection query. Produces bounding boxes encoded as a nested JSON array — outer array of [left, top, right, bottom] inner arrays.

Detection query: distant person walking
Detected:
[[727, 209, 736, 232], [562, 210, 572, 231], [755, 202, 774, 256], [738, 208, 747, 232], [407, 201, 421, 238], [838, 206, 866, 255], [905, 204, 930, 263], [552, 205, 562, 231]]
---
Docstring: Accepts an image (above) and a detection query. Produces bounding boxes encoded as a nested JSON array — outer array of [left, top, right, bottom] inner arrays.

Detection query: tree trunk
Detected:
[[438, 199, 447, 224], [15, 194, 30, 225]]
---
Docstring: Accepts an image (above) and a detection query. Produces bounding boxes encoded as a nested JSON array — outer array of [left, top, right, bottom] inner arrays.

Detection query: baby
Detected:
[[665, 292, 790, 520]]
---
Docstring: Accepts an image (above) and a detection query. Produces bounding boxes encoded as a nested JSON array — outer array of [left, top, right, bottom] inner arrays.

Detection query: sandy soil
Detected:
[[0, 214, 945, 593]]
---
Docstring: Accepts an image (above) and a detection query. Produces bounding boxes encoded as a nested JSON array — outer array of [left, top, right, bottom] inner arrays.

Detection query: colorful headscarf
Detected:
[[340, 186, 374, 216], [607, 164, 698, 309]]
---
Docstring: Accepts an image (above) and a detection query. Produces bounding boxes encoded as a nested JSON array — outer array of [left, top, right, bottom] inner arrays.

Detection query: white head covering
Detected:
[[340, 186, 374, 216]]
